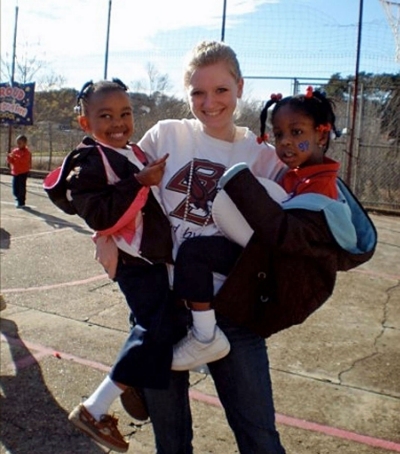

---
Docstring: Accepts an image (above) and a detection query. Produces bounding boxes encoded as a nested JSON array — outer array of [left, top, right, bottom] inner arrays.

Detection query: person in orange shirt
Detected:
[[7, 134, 32, 208]]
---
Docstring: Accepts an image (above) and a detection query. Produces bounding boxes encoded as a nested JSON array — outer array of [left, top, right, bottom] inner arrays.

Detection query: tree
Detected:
[[130, 63, 173, 98], [322, 72, 400, 143], [34, 88, 78, 126], [322, 73, 350, 99], [1, 42, 44, 83], [130, 92, 187, 141], [0, 43, 65, 90], [373, 74, 400, 143]]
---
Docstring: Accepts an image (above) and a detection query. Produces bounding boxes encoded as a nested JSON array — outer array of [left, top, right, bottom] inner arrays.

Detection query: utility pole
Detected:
[[104, 0, 112, 79], [346, 0, 364, 188], [11, 5, 19, 85], [7, 5, 19, 154], [221, 0, 227, 42]]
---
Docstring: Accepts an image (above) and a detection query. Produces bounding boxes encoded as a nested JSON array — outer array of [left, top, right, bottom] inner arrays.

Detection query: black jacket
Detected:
[[64, 137, 172, 264], [214, 168, 377, 338]]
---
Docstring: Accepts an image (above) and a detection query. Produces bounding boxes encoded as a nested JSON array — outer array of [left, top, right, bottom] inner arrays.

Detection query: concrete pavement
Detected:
[[1, 173, 399, 454]]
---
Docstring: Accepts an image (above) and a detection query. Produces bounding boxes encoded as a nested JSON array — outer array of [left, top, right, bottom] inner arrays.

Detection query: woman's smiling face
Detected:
[[186, 61, 243, 141]]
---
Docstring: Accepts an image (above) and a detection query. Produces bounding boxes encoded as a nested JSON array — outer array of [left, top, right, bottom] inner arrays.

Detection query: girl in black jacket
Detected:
[[44, 79, 172, 453]]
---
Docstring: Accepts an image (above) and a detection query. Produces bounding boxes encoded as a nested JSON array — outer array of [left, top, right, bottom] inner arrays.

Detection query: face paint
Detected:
[[298, 140, 309, 152]]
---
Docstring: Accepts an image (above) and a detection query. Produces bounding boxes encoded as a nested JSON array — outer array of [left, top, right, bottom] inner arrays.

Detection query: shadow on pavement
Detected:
[[0, 317, 106, 454], [22, 206, 92, 236], [0, 228, 11, 250]]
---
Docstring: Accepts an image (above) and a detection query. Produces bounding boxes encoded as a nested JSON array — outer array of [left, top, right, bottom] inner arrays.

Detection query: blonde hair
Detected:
[[183, 41, 242, 88]]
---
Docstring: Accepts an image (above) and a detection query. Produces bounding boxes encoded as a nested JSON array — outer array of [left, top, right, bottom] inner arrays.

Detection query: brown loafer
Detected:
[[120, 387, 149, 421], [68, 403, 128, 452]]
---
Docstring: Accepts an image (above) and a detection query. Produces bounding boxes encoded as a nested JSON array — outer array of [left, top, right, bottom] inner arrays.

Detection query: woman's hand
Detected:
[[94, 235, 118, 279]]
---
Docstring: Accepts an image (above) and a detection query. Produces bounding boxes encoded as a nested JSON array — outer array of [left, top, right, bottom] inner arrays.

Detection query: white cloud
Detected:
[[2, 0, 278, 56], [2, 0, 394, 100], [1, 0, 278, 92]]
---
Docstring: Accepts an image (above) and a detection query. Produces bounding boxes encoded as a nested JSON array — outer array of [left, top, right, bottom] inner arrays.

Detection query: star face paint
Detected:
[[298, 141, 309, 152]]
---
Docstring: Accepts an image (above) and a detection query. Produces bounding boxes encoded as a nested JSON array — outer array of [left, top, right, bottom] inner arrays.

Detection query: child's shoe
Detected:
[[171, 326, 230, 371], [120, 387, 149, 421], [68, 403, 128, 452]]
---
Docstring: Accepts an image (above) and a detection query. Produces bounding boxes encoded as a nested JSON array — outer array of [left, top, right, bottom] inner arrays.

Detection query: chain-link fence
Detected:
[[329, 139, 399, 214], [1, 78, 399, 214], [327, 80, 400, 214]]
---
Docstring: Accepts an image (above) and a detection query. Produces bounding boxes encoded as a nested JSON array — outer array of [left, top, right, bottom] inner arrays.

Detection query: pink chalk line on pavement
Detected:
[[188, 389, 400, 452], [1, 334, 110, 373], [1, 334, 400, 452], [1, 274, 108, 293]]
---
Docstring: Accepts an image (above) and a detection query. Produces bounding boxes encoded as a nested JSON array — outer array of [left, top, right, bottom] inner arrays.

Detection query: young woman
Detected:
[[97, 41, 287, 454], [170, 87, 342, 371]]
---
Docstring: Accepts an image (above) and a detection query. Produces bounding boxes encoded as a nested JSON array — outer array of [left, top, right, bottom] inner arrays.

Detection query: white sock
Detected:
[[191, 309, 216, 342], [83, 375, 124, 421]]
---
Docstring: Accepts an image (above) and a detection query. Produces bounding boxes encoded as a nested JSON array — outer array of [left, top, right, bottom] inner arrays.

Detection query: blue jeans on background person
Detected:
[[144, 312, 286, 454], [12, 172, 28, 206]]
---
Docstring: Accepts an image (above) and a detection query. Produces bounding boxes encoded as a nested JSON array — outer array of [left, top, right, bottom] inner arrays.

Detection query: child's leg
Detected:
[[69, 262, 172, 451], [68, 373, 129, 452], [112, 262, 172, 420], [13, 173, 26, 206], [82, 376, 126, 421], [174, 236, 242, 306], [190, 303, 217, 341], [85, 262, 172, 408], [112, 262, 173, 388], [20, 172, 28, 205], [172, 236, 242, 370], [12, 175, 19, 205]]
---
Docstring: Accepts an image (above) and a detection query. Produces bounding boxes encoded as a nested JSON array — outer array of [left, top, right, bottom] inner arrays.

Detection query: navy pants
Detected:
[[12, 172, 28, 206], [173, 236, 243, 302], [111, 261, 173, 389]]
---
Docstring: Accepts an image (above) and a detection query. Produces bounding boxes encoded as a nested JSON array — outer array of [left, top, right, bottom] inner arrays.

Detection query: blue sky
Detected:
[[1, 0, 399, 100]]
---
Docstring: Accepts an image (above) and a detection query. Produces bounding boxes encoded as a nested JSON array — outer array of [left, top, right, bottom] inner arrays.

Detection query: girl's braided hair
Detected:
[[74, 78, 129, 115]]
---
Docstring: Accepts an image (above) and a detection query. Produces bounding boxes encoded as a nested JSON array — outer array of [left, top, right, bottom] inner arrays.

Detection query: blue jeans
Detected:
[[111, 261, 173, 389], [144, 313, 286, 454]]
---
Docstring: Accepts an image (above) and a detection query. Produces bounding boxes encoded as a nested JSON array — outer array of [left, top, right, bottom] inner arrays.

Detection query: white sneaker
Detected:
[[171, 326, 230, 371]]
